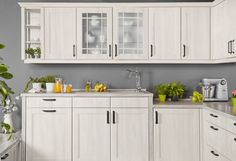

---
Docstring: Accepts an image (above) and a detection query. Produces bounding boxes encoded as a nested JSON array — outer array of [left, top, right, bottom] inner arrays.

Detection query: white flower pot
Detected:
[[46, 83, 54, 93], [32, 83, 42, 90], [3, 113, 14, 131]]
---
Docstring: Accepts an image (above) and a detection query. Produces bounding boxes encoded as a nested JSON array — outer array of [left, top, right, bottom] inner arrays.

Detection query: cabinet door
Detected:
[[77, 8, 113, 60], [113, 8, 149, 60], [45, 8, 76, 60], [73, 108, 110, 161], [149, 8, 181, 59], [0, 144, 18, 161], [182, 8, 210, 60], [154, 109, 200, 161], [111, 108, 148, 161], [26, 108, 71, 161]]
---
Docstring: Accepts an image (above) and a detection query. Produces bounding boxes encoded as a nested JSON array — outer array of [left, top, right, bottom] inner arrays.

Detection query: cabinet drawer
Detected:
[[27, 97, 72, 108], [227, 118, 236, 134], [203, 109, 227, 127], [204, 145, 230, 161], [226, 132, 236, 161], [73, 97, 110, 107], [111, 97, 149, 108]]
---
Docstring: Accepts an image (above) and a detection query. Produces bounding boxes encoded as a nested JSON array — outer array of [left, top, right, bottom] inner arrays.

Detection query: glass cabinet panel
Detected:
[[77, 8, 112, 60], [114, 8, 148, 60]]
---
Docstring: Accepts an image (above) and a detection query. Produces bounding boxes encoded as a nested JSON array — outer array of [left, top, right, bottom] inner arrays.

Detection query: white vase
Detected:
[[32, 83, 42, 90], [3, 113, 14, 131], [46, 83, 54, 93]]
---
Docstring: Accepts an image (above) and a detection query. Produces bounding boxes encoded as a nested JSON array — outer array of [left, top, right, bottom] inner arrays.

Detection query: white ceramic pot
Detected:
[[3, 113, 14, 131], [32, 83, 42, 90], [46, 83, 54, 93]]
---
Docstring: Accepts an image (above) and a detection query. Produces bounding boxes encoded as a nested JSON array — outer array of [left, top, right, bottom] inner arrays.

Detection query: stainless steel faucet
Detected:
[[126, 68, 142, 92]]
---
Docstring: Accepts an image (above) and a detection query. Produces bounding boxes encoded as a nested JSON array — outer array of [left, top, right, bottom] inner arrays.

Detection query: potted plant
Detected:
[[24, 77, 45, 92], [0, 43, 16, 139], [168, 82, 186, 101], [231, 90, 236, 107], [155, 83, 169, 102], [25, 47, 41, 59], [44, 75, 55, 93]]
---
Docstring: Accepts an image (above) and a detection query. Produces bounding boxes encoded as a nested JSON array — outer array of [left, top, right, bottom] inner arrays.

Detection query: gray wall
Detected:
[[1, 0, 235, 129]]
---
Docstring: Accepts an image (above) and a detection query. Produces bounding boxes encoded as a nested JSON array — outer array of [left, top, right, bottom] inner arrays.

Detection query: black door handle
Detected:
[[155, 111, 158, 124], [109, 45, 112, 57], [1, 153, 9, 160], [234, 123, 236, 126], [211, 151, 219, 157], [210, 113, 218, 118], [42, 110, 56, 113], [228, 41, 231, 54], [115, 44, 118, 57], [73, 44, 76, 57], [42, 99, 56, 101], [183, 45, 186, 58], [210, 126, 219, 131], [150, 44, 153, 57], [107, 111, 110, 124], [232, 40, 235, 54], [234, 138, 236, 141], [113, 111, 116, 124]]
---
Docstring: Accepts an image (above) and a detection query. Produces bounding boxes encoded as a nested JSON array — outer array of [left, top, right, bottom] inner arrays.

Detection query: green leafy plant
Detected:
[[24, 77, 45, 92], [1, 123, 14, 140], [44, 75, 55, 83], [155, 83, 169, 95], [168, 82, 186, 99], [0, 43, 15, 138], [25, 47, 41, 58]]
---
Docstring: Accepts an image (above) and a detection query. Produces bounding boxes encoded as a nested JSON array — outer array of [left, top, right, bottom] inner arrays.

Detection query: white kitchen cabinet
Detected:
[[149, 8, 181, 60], [1, 143, 20, 161], [113, 7, 149, 60], [77, 8, 113, 60], [154, 109, 200, 161], [26, 107, 72, 161], [73, 108, 111, 161], [182, 7, 210, 60], [111, 108, 148, 161], [44, 8, 77, 60]]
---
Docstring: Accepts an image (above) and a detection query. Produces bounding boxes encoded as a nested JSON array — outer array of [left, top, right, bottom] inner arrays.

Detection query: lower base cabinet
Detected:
[[1, 143, 20, 161], [154, 108, 200, 161]]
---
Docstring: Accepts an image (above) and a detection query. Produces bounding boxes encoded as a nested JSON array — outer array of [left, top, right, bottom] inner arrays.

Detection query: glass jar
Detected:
[[54, 78, 62, 93], [85, 81, 92, 92]]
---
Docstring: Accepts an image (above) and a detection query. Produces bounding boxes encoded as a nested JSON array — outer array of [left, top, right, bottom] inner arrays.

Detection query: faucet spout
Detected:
[[126, 68, 142, 92]]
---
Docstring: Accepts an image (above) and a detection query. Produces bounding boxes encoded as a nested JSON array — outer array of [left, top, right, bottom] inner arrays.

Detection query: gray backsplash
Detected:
[[0, 0, 234, 129]]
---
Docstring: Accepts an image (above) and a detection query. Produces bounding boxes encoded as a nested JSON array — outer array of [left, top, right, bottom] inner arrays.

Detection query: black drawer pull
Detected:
[[210, 113, 218, 118], [1, 154, 9, 160], [234, 138, 236, 141], [113, 111, 116, 124], [43, 110, 56, 113], [211, 151, 219, 157], [155, 111, 158, 124], [234, 123, 236, 126], [210, 126, 219, 131], [107, 111, 110, 124], [43, 99, 56, 101]]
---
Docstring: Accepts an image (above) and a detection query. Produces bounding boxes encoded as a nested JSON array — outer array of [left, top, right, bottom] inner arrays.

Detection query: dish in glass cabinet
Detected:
[[87, 34, 95, 43], [90, 16, 100, 27]]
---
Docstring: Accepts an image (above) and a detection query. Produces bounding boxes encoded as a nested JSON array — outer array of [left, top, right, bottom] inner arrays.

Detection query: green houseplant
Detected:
[[155, 83, 169, 102], [24, 77, 45, 92], [0, 43, 16, 139], [45, 75, 55, 93], [168, 82, 186, 101], [25, 47, 41, 59]]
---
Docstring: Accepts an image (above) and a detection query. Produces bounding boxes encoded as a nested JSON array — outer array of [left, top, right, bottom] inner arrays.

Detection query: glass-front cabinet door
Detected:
[[77, 8, 112, 60], [113, 8, 149, 60]]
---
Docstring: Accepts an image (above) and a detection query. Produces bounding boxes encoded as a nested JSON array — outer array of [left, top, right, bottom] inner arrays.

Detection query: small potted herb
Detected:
[[168, 82, 186, 101], [25, 47, 41, 59], [231, 90, 236, 107], [155, 83, 169, 102], [45, 75, 55, 93], [24, 77, 45, 92]]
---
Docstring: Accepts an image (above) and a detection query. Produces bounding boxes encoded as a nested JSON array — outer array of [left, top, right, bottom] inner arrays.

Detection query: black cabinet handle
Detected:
[[73, 44, 76, 57], [109, 45, 112, 57], [113, 111, 116, 124], [232, 40, 235, 54], [155, 111, 158, 124], [42, 99, 56, 102], [150, 44, 153, 57], [234, 138, 236, 141], [211, 151, 219, 157], [1, 154, 9, 160], [115, 44, 118, 57], [107, 111, 110, 124], [183, 45, 186, 58], [210, 113, 218, 118], [43, 110, 56, 113], [210, 126, 219, 131], [234, 123, 236, 126]]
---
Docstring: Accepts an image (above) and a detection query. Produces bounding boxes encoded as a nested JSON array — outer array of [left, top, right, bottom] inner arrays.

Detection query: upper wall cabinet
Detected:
[[113, 8, 149, 60], [77, 8, 113, 60], [149, 8, 181, 60], [182, 7, 211, 60], [44, 8, 77, 60]]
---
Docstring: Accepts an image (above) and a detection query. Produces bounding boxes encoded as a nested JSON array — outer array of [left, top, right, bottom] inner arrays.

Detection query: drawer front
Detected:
[[227, 118, 236, 134], [226, 132, 236, 161], [73, 97, 110, 107], [203, 109, 227, 127], [27, 97, 72, 108], [111, 97, 149, 108], [204, 145, 230, 161]]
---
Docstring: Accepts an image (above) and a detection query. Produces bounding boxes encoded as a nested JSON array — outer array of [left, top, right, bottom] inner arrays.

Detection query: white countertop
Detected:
[[21, 89, 153, 97]]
